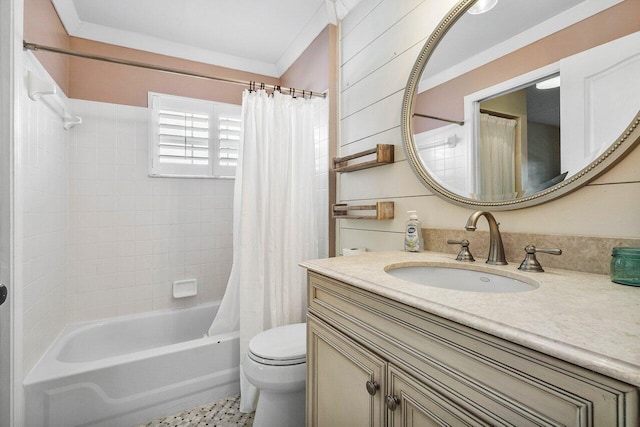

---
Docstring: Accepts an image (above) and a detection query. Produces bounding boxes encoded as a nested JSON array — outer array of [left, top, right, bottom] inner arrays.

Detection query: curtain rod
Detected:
[[23, 41, 327, 99], [413, 113, 464, 126]]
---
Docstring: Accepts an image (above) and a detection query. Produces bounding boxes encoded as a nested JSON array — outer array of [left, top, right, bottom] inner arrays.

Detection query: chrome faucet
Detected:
[[464, 211, 507, 265]]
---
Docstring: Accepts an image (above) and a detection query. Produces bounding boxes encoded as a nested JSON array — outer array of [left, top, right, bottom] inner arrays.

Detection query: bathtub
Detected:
[[24, 302, 240, 427]]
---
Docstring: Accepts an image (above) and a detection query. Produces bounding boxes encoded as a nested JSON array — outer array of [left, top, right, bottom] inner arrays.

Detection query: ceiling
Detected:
[[419, 0, 622, 91], [51, 0, 360, 77], [423, 0, 586, 81]]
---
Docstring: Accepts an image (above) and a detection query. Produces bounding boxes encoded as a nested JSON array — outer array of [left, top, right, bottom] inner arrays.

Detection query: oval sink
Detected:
[[386, 265, 538, 293]]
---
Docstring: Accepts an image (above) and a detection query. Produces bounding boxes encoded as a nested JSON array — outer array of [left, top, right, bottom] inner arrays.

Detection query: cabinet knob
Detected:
[[385, 394, 400, 411], [0, 284, 6, 306], [365, 380, 379, 396]]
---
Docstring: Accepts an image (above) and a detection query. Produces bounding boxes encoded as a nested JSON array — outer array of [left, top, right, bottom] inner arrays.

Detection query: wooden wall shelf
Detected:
[[333, 144, 394, 173], [332, 202, 394, 220]]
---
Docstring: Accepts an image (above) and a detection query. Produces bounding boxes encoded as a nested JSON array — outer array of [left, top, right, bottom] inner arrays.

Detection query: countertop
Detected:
[[300, 251, 640, 387]]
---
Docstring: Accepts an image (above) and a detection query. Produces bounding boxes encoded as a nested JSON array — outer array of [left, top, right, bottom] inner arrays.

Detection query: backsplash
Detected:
[[423, 228, 640, 275]]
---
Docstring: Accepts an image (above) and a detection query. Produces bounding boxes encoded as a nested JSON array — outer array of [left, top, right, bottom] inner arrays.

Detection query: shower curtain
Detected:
[[478, 113, 518, 200], [208, 89, 321, 412]]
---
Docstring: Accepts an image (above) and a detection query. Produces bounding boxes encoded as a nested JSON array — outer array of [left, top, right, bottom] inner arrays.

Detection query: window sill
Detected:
[[148, 173, 235, 180]]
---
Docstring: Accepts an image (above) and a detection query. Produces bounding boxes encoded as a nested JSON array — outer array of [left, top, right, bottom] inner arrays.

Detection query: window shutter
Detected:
[[149, 92, 241, 178], [158, 110, 210, 166], [217, 115, 241, 168]]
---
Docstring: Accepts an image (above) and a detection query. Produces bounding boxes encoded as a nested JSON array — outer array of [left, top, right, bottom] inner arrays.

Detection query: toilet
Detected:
[[243, 323, 307, 427]]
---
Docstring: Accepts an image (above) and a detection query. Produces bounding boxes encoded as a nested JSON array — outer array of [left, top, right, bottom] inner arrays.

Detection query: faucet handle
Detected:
[[447, 239, 475, 262], [518, 245, 562, 272]]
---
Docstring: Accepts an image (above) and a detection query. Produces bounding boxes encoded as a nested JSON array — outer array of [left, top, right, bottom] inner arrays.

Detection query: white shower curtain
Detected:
[[208, 89, 321, 412], [478, 113, 518, 200]]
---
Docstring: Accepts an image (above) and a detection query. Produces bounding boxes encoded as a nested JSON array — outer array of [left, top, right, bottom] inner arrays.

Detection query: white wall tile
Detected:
[[21, 59, 69, 375], [314, 99, 330, 259], [67, 99, 235, 323]]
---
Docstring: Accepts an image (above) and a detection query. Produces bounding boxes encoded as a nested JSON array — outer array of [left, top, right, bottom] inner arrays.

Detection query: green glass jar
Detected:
[[610, 247, 640, 286]]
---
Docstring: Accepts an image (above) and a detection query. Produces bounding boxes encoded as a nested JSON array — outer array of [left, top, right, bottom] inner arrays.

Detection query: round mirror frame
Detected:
[[401, 0, 640, 211]]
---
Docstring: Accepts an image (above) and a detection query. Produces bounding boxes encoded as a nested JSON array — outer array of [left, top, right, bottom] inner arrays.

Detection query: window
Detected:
[[149, 92, 241, 178]]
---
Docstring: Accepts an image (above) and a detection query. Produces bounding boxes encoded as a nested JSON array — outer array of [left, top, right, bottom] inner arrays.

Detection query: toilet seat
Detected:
[[248, 323, 306, 366]]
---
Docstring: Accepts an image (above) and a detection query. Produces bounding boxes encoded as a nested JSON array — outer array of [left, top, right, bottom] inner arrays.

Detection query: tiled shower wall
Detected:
[[315, 99, 330, 258], [21, 55, 330, 371], [414, 124, 468, 193], [67, 99, 234, 323], [22, 56, 69, 374]]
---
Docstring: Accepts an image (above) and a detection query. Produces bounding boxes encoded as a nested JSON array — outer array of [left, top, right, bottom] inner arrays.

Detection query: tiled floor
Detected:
[[138, 394, 254, 427]]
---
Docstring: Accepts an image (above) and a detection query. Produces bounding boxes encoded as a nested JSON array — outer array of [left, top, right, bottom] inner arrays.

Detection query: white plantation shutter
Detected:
[[149, 92, 241, 177], [213, 110, 241, 176], [158, 110, 210, 166]]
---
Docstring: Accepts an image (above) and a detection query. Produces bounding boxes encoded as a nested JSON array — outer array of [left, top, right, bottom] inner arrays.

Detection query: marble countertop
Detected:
[[301, 251, 640, 387]]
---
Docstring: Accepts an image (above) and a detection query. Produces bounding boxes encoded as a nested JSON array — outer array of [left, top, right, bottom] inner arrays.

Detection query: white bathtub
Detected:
[[24, 302, 240, 427]]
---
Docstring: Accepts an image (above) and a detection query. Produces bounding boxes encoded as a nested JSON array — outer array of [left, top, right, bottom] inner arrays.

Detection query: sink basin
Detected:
[[386, 265, 538, 293]]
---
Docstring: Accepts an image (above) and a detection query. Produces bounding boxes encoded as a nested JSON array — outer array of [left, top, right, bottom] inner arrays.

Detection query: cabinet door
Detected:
[[307, 315, 386, 427], [386, 364, 490, 427]]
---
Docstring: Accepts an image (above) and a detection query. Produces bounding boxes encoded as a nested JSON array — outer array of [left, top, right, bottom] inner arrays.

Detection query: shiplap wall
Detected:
[[337, 0, 640, 254]]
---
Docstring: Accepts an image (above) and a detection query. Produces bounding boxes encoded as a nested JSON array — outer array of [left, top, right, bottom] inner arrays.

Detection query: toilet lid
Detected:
[[248, 323, 306, 365]]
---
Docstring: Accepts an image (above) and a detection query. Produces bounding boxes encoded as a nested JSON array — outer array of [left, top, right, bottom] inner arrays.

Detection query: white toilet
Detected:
[[244, 322, 307, 427]]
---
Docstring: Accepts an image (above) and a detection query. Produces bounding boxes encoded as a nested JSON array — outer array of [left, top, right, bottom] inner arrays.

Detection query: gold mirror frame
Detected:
[[401, 0, 640, 211]]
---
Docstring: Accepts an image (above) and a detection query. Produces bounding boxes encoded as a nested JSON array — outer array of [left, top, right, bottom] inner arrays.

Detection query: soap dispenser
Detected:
[[404, 211, 423, 252]]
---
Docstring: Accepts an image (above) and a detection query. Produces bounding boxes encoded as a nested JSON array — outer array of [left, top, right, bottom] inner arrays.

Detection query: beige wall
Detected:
[[414, 0, 640, 133], [24, 0, 279, 107], [281, 26, 331, 94], [337, 0, 640, 257], [67, 37, 279, 107], [24, 0, 69, 93]]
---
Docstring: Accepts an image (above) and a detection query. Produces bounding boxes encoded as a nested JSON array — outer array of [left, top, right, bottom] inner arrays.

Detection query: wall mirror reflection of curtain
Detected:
[[476, 74, 561, 199], [477, 113, 517, 201]]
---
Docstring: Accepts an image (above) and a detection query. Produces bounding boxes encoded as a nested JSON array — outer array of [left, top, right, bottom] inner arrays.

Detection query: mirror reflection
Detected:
[[410, 0, 640, 204], [475, 75, 561, 200]]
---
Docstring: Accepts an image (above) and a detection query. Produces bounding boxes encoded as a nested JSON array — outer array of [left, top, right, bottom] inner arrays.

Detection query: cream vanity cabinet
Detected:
[[306, 272, 639, 427]]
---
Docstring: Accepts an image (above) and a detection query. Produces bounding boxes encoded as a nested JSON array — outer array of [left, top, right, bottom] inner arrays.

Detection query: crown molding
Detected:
[[51, 0, 343, 78], [276, 2, 330, 76]]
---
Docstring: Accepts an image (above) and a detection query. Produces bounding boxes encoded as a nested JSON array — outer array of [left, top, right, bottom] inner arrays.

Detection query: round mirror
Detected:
[[402, 0, 640, 210]]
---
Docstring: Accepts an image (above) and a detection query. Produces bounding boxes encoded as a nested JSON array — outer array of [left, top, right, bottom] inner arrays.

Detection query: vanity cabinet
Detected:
[[308, 317, 487, 427], [307, 317, 386, 427], [306, 272, 639, 427]]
